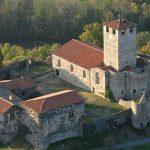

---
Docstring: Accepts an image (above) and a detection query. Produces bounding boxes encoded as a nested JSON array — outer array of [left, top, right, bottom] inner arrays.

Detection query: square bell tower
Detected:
[[103, 19, 137, 71]]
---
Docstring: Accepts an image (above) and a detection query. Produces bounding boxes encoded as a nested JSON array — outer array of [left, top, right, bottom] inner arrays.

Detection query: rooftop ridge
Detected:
[[0, 97, 13, 105], [72, 39, 103, 52], [24, 90, 74, 102]]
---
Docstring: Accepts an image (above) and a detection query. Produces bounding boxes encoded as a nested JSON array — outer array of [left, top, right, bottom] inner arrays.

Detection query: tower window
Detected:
[[83, 70, 86, 78], [112, 29, 116, 35], [95, 72, 100, 84], [121, 30, 125, 35], [130, 27, 133, 33], [69, 111, 74, 119], [70, 65, 74, 72], [58, 59, 61, 67], [133, 89, 136, 94], [106, 26, 109, 32]]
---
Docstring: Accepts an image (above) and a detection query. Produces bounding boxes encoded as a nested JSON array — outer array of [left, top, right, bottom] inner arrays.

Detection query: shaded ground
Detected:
[[122, 143, 150, 150], [48, 124, 150, 150], [34, 73, 124, 120], [16, 63, 50, 77], [0, 136, 33, 150]]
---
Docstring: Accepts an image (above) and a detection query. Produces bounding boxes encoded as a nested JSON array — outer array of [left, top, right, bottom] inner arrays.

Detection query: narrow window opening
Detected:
[[112, 29, 116, 35], [121, 30, 125, 35], [95, 72, 100, 84], [70, 65, 73, 72], [83, 70, 86, 78], [133, 89, 136, 94], [58, 59, 61, 67], [69, 111, 74, 119], [130, 27, 133, 33], [106, 26, 109, 32]]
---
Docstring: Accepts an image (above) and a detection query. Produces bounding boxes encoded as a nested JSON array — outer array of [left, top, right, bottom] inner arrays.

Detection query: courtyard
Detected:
[[34, 72, 124, 120]]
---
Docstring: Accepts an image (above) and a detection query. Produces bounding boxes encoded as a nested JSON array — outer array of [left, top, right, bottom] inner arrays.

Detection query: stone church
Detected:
[[52, 19, 150, 101]]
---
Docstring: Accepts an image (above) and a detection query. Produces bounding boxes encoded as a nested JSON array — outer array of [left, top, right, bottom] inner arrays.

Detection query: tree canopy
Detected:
[[0, 0, 149, 43], [79, 23, 103, 48]]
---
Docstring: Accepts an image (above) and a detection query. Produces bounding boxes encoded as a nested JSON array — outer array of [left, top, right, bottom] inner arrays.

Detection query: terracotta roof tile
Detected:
[[0, 99, 12, 113], [21, 90, 84, 113], [0, 77, 35, 90], [103, 19, 137, 30], [53, 39, 104, 70]]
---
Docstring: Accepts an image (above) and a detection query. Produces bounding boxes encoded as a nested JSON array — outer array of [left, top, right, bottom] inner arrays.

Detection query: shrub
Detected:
[[105, 88, 113, 100]]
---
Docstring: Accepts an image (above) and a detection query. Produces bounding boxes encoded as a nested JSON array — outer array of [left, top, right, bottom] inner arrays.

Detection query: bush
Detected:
[[105, 88, 113, 100]]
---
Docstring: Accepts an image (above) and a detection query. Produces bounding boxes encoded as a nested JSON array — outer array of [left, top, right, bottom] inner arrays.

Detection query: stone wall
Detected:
[[119, 99, 132, 109], [90, 67, 107, 97], [118, 27, 137, 70], [0, 59, 28, 80], [20, 102, 85, 150], [52, 55, 91, 90], [108, 70, 148, 101], [81, 110, 131, 137], [0, 106, 21, 144]]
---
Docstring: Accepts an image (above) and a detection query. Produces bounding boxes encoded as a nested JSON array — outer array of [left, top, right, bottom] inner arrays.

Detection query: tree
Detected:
[[137, 31, 150, 49], [138, 41, 150, 54], [0, 49, 4, 68], [79, 23, 103, 48], [112, 0, 131, 18]]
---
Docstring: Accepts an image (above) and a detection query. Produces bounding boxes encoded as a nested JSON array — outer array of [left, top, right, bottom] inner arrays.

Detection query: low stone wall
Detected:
[[119, 99, 132, 109], [0, 59, 47, 80], [81, 110, 131, 137], [0, 59, 28, 80]]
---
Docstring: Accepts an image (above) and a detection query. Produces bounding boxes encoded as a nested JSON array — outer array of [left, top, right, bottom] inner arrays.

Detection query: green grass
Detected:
[[121, 144, 150, 150], [0, 136, 33, 150], [79, 91, 124, 119], [120, 144, 150, 150], [16, 63, 50, 77]]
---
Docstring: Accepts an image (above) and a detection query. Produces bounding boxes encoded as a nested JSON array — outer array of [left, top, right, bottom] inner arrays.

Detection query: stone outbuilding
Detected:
[[20, 90, 85, 150], [0, 77, 36, 99], [0, 88, 22, 143]]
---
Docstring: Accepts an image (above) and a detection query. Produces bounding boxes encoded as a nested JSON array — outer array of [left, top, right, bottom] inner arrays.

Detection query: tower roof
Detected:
[[103, 19, 137, 30]]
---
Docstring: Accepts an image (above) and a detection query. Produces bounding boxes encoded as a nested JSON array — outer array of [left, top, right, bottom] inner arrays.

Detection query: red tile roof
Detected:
[[0, 77, 35, 90], [21, 90, 84, 113], [0, 99, 12, 113], [103, 19, 137, 30], [53, 39, 104, 70]]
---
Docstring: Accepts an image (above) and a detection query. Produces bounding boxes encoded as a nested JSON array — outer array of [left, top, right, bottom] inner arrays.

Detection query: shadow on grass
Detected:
[[0, 136, 34, 150]]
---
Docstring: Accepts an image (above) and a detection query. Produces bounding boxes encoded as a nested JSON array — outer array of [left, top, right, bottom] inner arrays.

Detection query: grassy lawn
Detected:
[[16, 63, 51, 77], [122, 144, 150, 150], [0, 136, 33, 150]]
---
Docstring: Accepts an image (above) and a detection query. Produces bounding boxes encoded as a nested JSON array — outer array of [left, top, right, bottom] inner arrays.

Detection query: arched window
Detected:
[[95, 72, 100, 84], [83, 70, 86, 78], [70, 65, 73, 72], [58, 59, 61, 67]]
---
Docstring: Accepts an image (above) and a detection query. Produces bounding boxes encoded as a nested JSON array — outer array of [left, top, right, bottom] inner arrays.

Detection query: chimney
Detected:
[[9, 95, 13, 101]]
